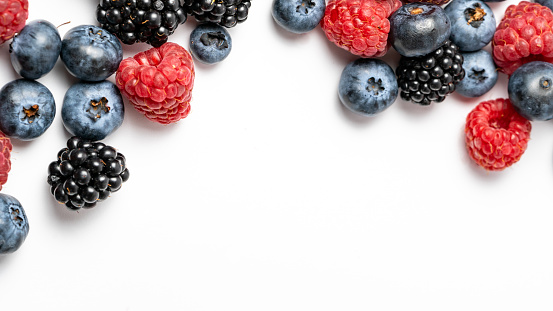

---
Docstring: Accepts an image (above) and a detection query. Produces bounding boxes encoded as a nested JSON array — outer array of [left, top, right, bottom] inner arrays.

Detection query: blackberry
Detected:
[[96, 0, 187, 47], [396, 40, 465, 106], [184, 0, 251, 28], [47, 136, 130, 211]]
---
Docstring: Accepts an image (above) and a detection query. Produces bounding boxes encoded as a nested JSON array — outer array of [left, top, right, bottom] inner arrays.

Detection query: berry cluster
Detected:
[[47, 137, 130, 211], [0, 0, 257, 255], [184, 0, 251, 28], [96, 0, 188, 47], [271, 0, 553, 172], [396, 40, 465, 106], [96, 0, 252, 48]]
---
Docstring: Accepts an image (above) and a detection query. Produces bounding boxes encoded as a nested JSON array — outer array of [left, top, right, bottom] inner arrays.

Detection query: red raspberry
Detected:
[[465, 98, 532, 171], [492, 1, 553, 75], [0, 132, 12, 190], [0, 0, 28, 45], [115, 42, 195, 125], [321, 0, 402, 58]]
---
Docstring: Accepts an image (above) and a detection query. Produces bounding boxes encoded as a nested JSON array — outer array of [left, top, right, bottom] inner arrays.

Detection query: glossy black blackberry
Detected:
[[96, 0, 188, 47], [47, 136, 130, 211], [396, 40, 465, 106], [184, 0, 251, 28]]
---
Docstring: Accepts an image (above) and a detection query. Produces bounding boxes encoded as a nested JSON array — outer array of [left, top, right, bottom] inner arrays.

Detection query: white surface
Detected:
[[0, 0, 552, 310]]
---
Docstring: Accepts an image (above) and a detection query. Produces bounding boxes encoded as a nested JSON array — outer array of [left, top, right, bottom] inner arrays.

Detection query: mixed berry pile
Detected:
[[0, 0, 251, 255], [272, 0, 553, 174], [2, 0, 553, 255]]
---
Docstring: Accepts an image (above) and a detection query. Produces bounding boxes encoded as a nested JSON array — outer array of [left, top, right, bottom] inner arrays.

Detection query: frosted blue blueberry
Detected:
[[389, 3, 451, 57], [508, 61, 553, 121], [456, 50, 497, 98], [60, 25, 122, 81], [0, 193, 29, 255], [444, 0, 495, 52], [190, 23, 232, 65], [339, 59, 398, 116], [0, 79, 56, 141], [10, 19, 62, 80], [62, 80, 124, 141], [272, 0, 326, 34]]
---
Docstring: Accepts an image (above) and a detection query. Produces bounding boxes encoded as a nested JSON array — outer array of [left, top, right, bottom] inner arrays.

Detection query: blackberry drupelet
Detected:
[[184, 0, 251, 28], [396, 40, 465, 106], [47, 136, 130, 211], [96, 0, 187, 47]]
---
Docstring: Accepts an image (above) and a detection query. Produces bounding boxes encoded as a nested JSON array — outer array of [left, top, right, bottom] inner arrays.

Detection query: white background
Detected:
[[0, 0, 552, 310]]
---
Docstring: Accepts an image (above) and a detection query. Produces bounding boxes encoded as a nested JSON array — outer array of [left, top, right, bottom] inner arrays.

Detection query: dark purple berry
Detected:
[[47, 136, 129, 210]]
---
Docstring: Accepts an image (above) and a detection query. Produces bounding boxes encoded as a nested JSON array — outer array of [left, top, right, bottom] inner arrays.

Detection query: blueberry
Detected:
[[456, 50, 497, 97], [389, 3, 451, 57], [0, 193, 29, 255], [338, 58, 398, 116], [272, 0, 325, 34], [444, 0, 495, 52], [0, 79, 56, 141], [60, 25, 123, 81], [508, 61, 553, 121], [189, 23, 232, 65], [62, 80, 125, 141], [10, 19, 62, 80], [536, 0, 553, 10]]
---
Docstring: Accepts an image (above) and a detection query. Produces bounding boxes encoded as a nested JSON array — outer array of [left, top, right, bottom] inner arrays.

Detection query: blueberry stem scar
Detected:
[[296, 0, 316, 14], [9, 206, 24, 228], [367, 77, 385, 95], [410, 7, 424, 15], [466, 6, 485, 25], [540, 77, 551, 89], [21, 105, 40, 124], [87, 97, 111, 120], [200, 32, 229, 49], [469, 68, 487, 82]]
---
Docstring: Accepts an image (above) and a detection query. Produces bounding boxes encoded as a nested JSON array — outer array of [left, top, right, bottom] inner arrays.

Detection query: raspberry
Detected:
[[492, 1, 553, 75], [115, 42, 195, 125], [0, 0, 28, 45], [465, 98, 532, 171], [0, 131, 12, 190], [321, 0, 402, 58]]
